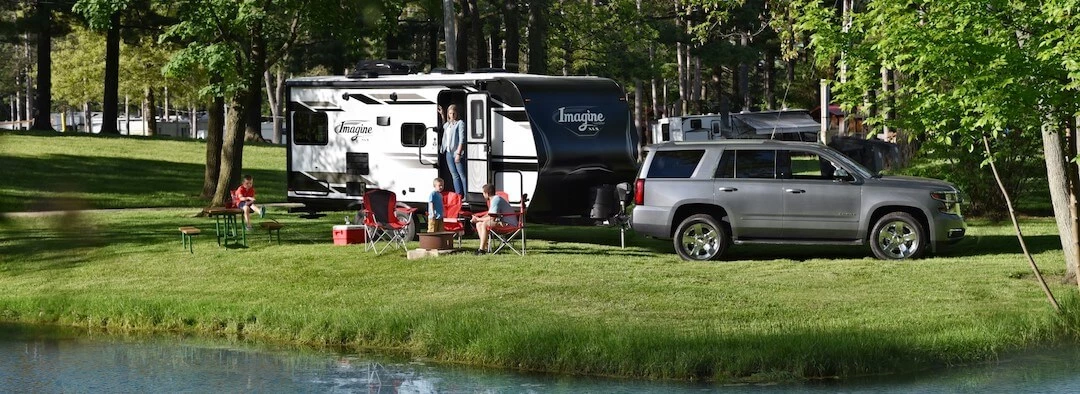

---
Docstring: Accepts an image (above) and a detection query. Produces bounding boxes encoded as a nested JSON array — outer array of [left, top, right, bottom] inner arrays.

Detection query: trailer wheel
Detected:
[[399, 210, 418, 241]]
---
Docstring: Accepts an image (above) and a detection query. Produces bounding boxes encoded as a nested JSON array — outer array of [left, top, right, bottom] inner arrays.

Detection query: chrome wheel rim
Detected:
[[877, 220, 919, 259], [680, 223, 720, 260]]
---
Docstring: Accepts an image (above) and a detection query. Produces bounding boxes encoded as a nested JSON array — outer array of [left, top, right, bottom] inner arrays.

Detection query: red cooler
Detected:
[[333, 225, 367, 245]]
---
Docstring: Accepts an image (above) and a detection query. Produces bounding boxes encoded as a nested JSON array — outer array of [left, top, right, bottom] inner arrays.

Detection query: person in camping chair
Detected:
[[471, 184, 516, 255]]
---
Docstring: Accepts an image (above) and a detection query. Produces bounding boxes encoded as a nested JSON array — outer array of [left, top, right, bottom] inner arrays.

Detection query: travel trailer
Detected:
[[285, 64, 639, 225], [651, 110, 820, 144]]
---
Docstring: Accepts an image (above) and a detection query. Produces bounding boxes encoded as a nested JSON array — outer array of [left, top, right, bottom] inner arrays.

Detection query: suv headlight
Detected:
[[931, 190, 961, 215]]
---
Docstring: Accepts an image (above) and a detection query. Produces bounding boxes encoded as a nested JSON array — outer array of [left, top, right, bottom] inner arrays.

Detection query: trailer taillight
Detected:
[[634, 178, 645, 205]]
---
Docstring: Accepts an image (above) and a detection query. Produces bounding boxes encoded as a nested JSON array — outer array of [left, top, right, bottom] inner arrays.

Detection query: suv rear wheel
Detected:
[[673, 214, 728, 261], [870, 212, 926, 260]]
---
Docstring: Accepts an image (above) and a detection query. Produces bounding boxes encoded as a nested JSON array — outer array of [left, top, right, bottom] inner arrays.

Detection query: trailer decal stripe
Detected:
[[346, 94, 381, 104]]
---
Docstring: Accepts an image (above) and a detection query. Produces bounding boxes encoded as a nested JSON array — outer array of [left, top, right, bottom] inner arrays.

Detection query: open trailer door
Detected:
[[465, 93, 491, 198]]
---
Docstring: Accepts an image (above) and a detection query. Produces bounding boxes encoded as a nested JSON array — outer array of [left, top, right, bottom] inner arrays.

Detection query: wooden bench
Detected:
[[179, 226, 201, 253], [260, 221, 284, 245]]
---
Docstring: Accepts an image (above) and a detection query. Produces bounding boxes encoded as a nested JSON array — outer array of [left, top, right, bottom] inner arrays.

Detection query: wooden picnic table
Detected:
[[204, 207, 246, 247]]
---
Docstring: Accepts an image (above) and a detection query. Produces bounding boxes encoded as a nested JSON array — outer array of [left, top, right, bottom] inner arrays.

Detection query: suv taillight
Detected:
[[634, 178, 645, 205]]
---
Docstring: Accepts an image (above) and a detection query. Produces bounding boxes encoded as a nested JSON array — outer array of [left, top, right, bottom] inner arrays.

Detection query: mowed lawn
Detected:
[[1, 130, 1078, 382], [0, 130, 285, 212]]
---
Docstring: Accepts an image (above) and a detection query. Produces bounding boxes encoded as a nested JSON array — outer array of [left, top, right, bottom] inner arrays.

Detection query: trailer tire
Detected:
[[399, 210, 418, 241]]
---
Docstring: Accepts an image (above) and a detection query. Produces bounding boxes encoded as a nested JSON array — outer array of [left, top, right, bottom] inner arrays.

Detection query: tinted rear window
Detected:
[[648, 150, 705, 178]]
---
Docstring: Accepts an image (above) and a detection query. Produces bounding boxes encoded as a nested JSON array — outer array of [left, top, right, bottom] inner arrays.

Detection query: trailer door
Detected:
[[466, 93, 491, 196]]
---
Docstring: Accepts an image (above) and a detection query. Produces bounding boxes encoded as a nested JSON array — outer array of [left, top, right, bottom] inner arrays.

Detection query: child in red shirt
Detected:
[[233, 174, 265, 230]]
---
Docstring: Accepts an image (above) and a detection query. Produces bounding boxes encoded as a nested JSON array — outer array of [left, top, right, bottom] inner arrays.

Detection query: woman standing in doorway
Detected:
[[438, 104, 467, 195]]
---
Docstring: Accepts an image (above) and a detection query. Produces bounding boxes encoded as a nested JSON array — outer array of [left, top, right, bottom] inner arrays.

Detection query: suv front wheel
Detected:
[[870, 212, 927, 260], [673, 214, 729, 261]]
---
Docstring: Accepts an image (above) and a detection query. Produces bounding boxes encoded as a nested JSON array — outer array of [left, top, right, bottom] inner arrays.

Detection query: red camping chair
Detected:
[[488, 192, 527, 255], [441, 191, 469, 248], [362, 189, 416, 254]]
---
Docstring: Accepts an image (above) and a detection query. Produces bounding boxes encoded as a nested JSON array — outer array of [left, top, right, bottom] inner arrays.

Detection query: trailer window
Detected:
[[401, 123, 426, 147], [292, 111, 328, 145]]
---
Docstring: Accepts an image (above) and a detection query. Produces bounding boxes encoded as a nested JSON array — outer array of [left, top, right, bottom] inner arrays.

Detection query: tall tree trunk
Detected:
[[470, 0, 485, 69], [739, 33, 750, 112], [100, 13, 120, 134], [144, 87, 157, 136], [764, 51, 776, 110], [15, 90, 21, 124], [32, 0, 53, 131], [213, 100, 245, 207], [692, 55, 702, 113], [202, 95, 225, 199], [264, 69, 279, 143], [244, 22, 266, 142], [490, 16, 502, 69], [635, 79, 644, 157], [163, 86, 170, 122], [504, 0, 519, 72], [82, 102, 90, 133], [527, 0, 547, 74], [562, 37, 572, 75], [674, 1, 685, 116], [429, 20, 439, 68], [443, 0, 457, 70], [457, 0, 471, 70], [1043, 119, 1080, 286]]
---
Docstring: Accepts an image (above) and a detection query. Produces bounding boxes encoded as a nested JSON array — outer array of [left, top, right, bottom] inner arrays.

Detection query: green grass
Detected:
[[0, 130, 285, 212], [0, 207, 1077, 382], [2, 130, 1079, 382]]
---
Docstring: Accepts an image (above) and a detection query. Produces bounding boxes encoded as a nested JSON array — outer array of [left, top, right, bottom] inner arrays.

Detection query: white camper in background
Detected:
[[651, 110, 820, 144], [285, 61, 639, 231]]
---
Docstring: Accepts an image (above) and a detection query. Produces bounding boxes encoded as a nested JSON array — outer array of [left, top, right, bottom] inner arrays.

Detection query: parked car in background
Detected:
[[631, 140, 966, 261]]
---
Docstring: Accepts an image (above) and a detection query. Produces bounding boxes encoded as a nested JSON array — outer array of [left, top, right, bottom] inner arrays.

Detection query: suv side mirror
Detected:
[[833, 168, 853, 182]]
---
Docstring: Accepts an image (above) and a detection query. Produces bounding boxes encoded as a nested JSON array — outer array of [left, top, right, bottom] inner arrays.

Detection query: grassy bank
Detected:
[[0, 130, 285, 212], [1, 207, 1076, 382]]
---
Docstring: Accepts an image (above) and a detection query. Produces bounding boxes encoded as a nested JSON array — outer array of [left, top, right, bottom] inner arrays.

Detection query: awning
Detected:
[[732, 111, 820, 135]]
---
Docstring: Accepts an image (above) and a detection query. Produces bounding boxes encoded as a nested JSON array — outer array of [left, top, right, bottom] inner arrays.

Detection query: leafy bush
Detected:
[[900, 130, 1043, 219]]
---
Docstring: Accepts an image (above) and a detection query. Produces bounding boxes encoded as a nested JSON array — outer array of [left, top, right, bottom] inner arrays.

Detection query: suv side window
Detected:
[[715, 149, 776, 179], [648, 150, 705, 178], [780, 150, 837, 180]]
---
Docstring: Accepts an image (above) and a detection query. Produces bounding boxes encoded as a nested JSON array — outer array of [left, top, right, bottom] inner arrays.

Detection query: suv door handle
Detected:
[[718, 187, 738, 192], [784, 188, 805, 194]]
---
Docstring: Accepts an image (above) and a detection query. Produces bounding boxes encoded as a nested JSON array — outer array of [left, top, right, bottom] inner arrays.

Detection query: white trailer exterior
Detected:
[[285, 71, 639, 222]]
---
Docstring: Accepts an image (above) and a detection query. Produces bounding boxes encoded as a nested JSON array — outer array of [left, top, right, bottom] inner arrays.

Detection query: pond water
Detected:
[[2, 322, 1079, 393]]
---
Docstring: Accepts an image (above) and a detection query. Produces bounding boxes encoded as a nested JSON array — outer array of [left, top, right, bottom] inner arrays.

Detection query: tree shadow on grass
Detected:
[[0, 153, 285, 212]]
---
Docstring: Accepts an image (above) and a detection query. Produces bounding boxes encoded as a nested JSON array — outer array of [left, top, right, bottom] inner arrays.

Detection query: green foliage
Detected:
[[902, 132, 1044, 219], [547, 0, 658, 79], [52, 26, 105, 108], [72, 0, 131, 30]]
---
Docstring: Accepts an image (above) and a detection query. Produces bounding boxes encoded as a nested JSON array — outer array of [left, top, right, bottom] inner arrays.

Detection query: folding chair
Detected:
[[440, 191, 469, 248], [361, 189, 416, 254], [488, 193, 527, 255]]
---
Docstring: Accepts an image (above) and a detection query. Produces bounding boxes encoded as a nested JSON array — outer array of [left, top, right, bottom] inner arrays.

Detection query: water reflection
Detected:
[[1, 323, 1079, 393]]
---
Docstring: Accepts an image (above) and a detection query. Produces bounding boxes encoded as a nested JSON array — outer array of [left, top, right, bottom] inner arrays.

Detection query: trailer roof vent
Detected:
[[347, 60, 419, 78]]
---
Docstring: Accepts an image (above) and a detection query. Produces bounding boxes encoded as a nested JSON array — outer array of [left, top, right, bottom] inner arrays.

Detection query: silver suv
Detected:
[[631, 140, 966, 260]]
